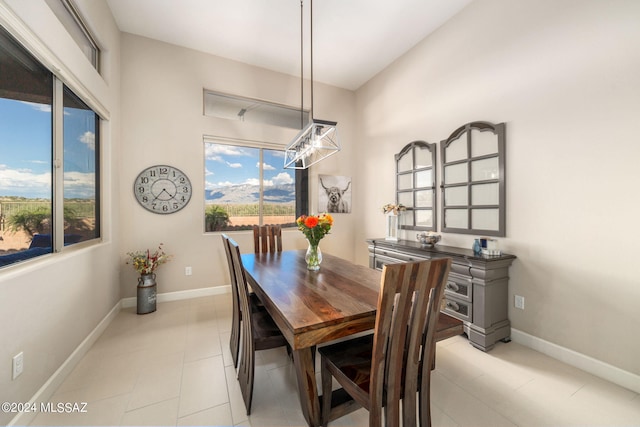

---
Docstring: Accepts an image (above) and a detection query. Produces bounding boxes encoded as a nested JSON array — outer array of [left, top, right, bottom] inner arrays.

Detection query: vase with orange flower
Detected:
[[296, 213, 333, 271]]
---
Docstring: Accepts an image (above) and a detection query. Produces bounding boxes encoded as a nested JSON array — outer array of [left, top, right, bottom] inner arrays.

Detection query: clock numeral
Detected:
[[159, 167, 168, 175], [182, 186, 189, 193], [180, 196, 186, 202], [162, 204, 169, 212], [173, 203, 179, 209], [142, 196, 148, 203], [179, 177, 186, 183], [138, 186, 145, 193], [140, 177, 149, 184], [149, 170, 156, 177]]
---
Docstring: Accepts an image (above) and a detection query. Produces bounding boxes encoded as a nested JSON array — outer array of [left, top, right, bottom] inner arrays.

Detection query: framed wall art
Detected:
[[318, 175, 352, 214]]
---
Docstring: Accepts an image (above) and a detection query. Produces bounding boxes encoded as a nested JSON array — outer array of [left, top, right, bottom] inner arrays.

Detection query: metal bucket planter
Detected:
[[137, 273, 157, 314]]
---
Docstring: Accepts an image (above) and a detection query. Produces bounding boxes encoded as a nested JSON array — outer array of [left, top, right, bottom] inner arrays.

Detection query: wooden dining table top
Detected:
[[241, 249, 382, 350]]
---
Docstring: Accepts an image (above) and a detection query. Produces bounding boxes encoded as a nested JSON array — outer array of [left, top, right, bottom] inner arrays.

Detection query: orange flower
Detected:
[[321, 213, 334, 226], [304, 216, 319, 228], [297, 213, 333, 246]]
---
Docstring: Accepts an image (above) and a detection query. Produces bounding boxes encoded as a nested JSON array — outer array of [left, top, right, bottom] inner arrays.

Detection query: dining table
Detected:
[[241, 249, 462, 427]]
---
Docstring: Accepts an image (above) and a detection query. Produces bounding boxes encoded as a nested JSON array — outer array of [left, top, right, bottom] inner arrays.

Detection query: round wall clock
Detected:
[[133, 165, 192, 214]]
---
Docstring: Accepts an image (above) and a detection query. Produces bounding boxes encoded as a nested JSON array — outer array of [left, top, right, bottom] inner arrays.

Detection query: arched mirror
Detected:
[[440, 121, 506, 237], [395, 141, 436, 231]]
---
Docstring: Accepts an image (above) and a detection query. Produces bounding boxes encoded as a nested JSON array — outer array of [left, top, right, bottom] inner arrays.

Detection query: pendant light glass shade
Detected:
[[284, 119, 339, 169], [284, 0, 340, 170]]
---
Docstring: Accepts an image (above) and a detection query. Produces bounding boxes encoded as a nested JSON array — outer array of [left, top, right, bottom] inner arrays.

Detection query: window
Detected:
[[45, 0, 100, 70], [204, 140, 307, 231], [204, 90, 309, 129], [395, 141, 437, 231], [0, 25, 101, 268], [63, 86, 100, 244], [440, 121, 506, 236]]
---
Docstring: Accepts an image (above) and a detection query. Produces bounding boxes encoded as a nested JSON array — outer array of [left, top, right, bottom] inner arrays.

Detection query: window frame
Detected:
[[45, 0, 100, 71], [0, 23, 102, 268], [203, 137, 307, 233]]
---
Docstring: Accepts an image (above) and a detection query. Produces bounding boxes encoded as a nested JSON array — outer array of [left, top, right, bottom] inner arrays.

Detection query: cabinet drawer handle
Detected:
[[446, 282, 459, 292], [446, 301, 460, 312]]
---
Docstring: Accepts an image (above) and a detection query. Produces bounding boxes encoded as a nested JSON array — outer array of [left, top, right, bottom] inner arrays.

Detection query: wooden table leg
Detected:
[[292, 347, 321, 427]]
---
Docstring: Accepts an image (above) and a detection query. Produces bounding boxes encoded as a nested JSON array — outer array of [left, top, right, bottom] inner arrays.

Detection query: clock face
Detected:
[[134, 165, 192, 214]]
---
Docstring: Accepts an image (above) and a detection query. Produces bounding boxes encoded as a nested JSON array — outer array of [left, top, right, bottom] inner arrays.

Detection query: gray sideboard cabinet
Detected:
[[367, 238, 516, 351]]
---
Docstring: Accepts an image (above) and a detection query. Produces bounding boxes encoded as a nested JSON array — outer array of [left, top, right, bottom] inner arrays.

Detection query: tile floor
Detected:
[[30, 295, 640, 426]]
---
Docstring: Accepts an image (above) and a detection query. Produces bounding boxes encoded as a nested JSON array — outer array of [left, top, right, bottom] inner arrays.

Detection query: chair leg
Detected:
[[419, 368, 432, 427], [321, 358, 333, 426]]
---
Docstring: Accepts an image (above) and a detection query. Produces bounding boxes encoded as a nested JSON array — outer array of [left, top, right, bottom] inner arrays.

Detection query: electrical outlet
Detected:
[[185, 266, 192, 276], [12, 352, 24, 380], [514, 295, 525, 310]]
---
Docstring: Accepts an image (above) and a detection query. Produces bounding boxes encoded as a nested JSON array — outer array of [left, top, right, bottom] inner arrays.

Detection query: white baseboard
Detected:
[[9, 285, 231, 427], [511, 328, 640, 394], [9, 301, 121, 427], [121, 285, 231, 308]]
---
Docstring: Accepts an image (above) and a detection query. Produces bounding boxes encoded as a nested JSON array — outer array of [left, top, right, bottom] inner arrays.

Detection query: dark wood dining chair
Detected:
[[221, 234, 242, 369], [226, 236, 288, 415], [253, 224, 282, 253], [319, 258, 451, 427]]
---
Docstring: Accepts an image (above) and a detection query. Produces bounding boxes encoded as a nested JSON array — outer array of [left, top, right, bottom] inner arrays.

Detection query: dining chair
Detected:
[[253, 224, 282, 253], [319, 258, 451, 427], [221, 234, 242, 368], [222, 233, 269, 368], [227, 236, 289, 415]]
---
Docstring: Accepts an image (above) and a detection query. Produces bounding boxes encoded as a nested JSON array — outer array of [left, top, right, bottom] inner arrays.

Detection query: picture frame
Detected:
[[318, 175, 352, 214]]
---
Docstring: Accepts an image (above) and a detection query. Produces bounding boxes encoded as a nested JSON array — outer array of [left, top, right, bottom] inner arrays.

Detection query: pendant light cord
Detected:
[[300, 0, 304, 128], [310, 0, 314, 121], [299, 0, 315, 126]]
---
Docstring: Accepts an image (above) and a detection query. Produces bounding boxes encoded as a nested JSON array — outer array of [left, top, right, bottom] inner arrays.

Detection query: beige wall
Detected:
[[118, 34, 358, 298], [354, 0, 640, 375], [0, 0, 121, 424]]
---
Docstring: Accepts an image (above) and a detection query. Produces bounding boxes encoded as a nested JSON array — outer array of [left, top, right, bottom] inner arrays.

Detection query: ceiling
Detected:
[[106, 0, 472, 91]]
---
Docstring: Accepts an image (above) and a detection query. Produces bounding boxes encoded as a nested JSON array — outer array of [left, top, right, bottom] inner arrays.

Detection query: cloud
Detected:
[[64, 171, 96, 198], [0, 166, 97, 199], [272, 172, 294, 186], [79, 131, 95, 151], [20, 101, 51, 113], [226, 161, 242, 168], [257, 162, 276, 170], [205, 143, 250, 162], [0, 167, 51, 198]]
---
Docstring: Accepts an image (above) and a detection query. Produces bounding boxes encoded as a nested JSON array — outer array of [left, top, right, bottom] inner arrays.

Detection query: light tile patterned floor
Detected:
[[30, 295, 640, 426]]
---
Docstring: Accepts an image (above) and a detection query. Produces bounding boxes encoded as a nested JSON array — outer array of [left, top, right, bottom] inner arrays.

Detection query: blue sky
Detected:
[[204, 142, 295, 191], [0, 98, 96, 199]]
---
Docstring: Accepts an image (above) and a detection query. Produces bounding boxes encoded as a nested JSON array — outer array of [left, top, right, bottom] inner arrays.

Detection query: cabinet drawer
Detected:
[[444, 275, 472, 302], [442, 295, 472, 323], [371, 254, 401, 271], [374, 248, 429, 263]]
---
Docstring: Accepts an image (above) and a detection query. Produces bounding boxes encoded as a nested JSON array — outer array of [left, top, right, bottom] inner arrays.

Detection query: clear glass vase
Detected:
[[305, 241, 322, 271]]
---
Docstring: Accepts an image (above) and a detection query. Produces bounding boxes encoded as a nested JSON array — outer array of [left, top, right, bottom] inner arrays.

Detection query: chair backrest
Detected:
[[227, 236, 255, 346], [253, 225, 282, 253], [368, 258, 451, 426], [221, 233, 241, 367], [221, 234, 235, 288], [403, 257, 451, 427]]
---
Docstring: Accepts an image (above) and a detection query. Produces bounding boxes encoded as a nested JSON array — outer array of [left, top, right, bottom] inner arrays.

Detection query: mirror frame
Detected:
[[440, 121, 506, 237], [395, 140, 437, 232]]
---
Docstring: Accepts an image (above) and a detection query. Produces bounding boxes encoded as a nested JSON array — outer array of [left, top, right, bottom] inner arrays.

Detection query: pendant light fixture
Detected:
[[284, 0, 340, 170]]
